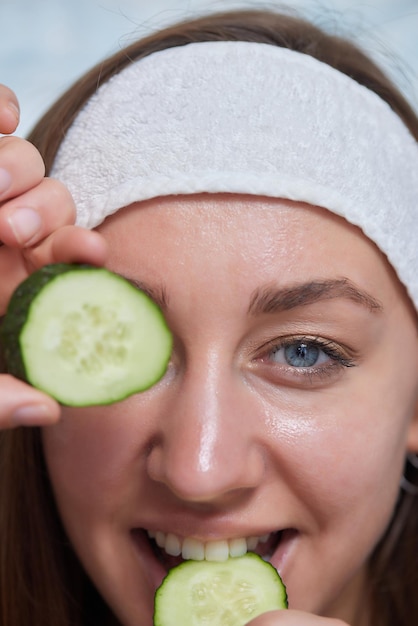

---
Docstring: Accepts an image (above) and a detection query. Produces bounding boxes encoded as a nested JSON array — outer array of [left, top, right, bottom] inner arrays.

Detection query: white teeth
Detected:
[[165, 533, 182, 557], [205, 540, 229, 561], [228, 537, 248, 558], [182, 537, 204, 560], [246, 536, 259, 550], [147, 530, 271, 561]]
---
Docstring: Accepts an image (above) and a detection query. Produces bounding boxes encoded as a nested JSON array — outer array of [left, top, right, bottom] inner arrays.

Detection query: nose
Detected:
[[146, 353, 265, 505]]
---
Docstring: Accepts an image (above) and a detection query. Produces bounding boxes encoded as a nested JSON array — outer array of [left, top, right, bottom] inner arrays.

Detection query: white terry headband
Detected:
[[51, 41, 418, 309]]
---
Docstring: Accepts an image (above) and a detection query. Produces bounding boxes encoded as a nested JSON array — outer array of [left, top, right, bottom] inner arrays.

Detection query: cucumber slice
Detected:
[[0, 263, 172, 406], [154, 553, 288, 626]]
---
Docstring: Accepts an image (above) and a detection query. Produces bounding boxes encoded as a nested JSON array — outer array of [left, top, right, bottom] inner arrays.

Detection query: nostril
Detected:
[[145, 405, 265, 503], [146, 450, 261, 505]]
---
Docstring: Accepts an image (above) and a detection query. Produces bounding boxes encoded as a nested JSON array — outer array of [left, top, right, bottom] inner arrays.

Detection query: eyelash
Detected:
[[257, 335, 356, 383]]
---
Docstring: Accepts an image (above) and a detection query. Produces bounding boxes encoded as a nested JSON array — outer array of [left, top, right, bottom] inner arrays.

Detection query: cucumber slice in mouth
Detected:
[[0, 263, 173, 406], [153, 553, 288, 626]]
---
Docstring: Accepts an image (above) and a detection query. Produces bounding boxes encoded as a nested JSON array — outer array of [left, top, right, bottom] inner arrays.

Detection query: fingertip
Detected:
[[1, 102, 20, 135], [11, 402, 61, 427], [49, 225, 109, 267], [88, 229, 109, 265]]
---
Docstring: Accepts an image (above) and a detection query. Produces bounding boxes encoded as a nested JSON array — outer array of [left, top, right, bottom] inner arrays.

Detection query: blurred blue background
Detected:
[[1, 0, 418, 136]]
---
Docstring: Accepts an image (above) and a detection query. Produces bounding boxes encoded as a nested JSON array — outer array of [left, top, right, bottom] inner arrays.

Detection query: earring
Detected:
[[400, 453, 418, 496]]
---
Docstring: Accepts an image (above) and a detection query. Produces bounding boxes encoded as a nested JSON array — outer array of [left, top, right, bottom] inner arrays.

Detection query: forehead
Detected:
[[97, 194, 400, 302], [98, 194, 377, 266]]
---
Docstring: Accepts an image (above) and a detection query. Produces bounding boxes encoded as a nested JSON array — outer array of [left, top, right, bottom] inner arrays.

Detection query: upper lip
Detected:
[[131, 511, 294, 543], [146, 528, 274, 541]]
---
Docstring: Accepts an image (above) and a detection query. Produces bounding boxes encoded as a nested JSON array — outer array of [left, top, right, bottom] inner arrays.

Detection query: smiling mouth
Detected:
[[142, 529, 285, 569]]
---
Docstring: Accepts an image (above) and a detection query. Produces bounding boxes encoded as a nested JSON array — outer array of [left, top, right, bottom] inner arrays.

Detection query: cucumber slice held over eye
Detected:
[[0, 263, 173, 406], [154, 553, 288, 626]]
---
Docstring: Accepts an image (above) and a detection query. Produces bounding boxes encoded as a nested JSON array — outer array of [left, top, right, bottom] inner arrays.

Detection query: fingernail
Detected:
[[7, 207, 42, 245], [0, 167, 12, 194], [12, 404, 56, 426]]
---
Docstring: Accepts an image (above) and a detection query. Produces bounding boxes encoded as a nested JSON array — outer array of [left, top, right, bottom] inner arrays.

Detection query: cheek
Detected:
[[41, 403, 151, 524], [262, 373, 414, 527]]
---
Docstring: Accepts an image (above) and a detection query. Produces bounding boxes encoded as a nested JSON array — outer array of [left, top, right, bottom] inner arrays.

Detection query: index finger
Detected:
[[0, 85, 20, 135]]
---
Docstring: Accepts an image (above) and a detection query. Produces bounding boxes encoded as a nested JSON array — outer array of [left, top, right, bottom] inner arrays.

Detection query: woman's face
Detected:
[[42, 195, 418, 626]]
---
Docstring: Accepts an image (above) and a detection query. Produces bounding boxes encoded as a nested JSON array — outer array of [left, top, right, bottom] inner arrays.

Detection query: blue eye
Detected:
[[259, 336, 356, 386], [270, 340, 331, 368], [284, 342, 319, 367]]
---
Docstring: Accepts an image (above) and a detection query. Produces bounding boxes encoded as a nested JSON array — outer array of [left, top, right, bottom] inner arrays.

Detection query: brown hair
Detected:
[[1, 9, 417, 626]]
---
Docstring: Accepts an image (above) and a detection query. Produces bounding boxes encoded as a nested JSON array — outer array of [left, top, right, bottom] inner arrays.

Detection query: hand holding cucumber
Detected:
[[0, 89, 109, 427]]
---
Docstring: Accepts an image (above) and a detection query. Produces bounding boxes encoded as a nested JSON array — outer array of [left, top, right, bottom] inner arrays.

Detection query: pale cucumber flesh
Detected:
[[2, 265, 172, 406], [154, 553, 288, 626]]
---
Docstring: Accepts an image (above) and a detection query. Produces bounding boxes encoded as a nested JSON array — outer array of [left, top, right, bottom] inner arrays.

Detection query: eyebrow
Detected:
[[121, 275, 169, 311], [248, 278, 383, 316]]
